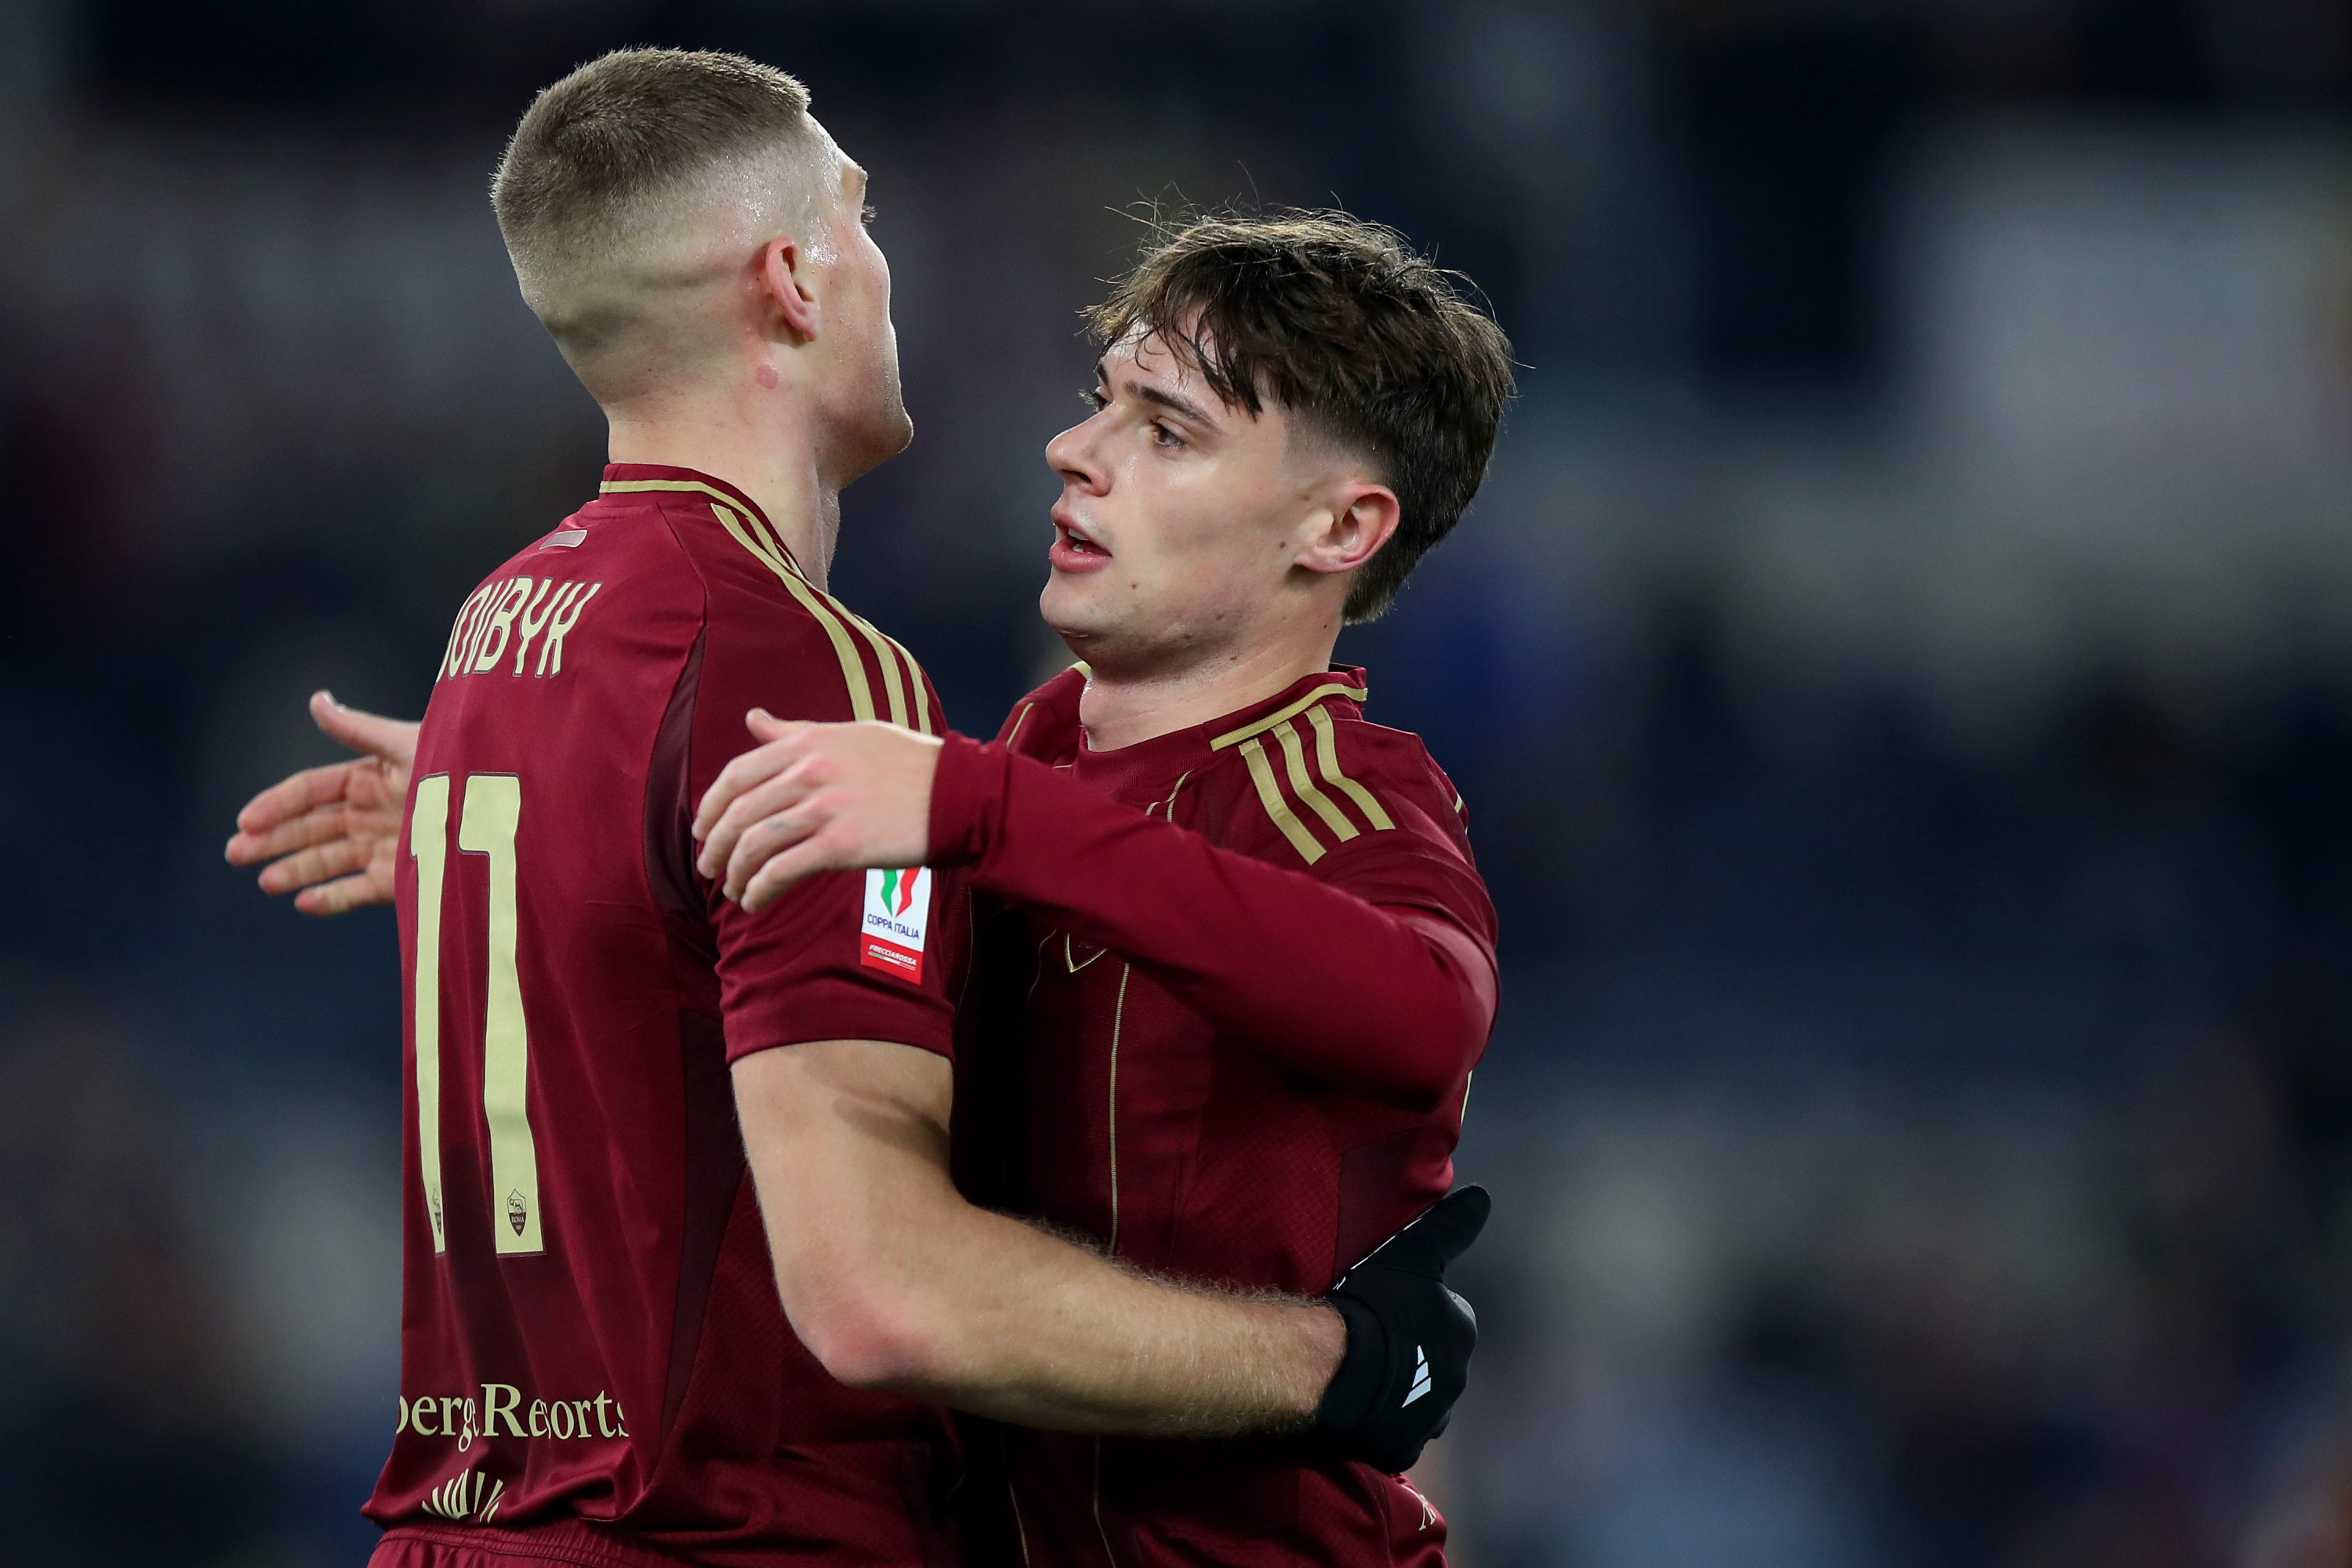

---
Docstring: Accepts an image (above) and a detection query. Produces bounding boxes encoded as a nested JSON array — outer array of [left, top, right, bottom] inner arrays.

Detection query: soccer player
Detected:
[[223, 52, 1475, 1568], [689, 212, 1512, 1566]]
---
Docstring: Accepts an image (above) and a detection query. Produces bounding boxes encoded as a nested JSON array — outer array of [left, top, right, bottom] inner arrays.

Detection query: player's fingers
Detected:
[[743, 707, 810, 742], [227, 804, 351, 866], [256, 808, 354, 858], [698, 766, 822, 879], [693, 730, 810, 842], [257, 837, 371, 897], [294, 870, 392, 916], [720, 799, 825, 900], [737, 833, 834, 913], [233, 761, 357, 836], [311, 690, 422, 768], [723, 804, 822, 903], [1397, 1186, 1491, 1274]]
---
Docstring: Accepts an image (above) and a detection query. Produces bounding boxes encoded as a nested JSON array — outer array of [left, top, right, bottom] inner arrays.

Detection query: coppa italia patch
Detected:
[[861, 867, 932, 981]]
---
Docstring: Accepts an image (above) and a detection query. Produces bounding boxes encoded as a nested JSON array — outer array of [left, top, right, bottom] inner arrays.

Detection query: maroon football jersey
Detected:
[[946, 667, 1497, 1568], [368, 465, 968, 1568]]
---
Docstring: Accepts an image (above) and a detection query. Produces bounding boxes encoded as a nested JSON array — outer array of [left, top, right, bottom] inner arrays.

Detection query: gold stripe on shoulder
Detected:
[[1272, 720, 1360, 842], [1003, 703, 1034, 753], [600, 479, 808, 573], [708, 502, 877, 722], [1147, 769, 1194, 820], [875, 630, 934, 735], [1209, 681, 1368, 751], [724, 504, 920, 732], [840, 608, 909, 728], [1239, 738, 1325, 863], [1306, 704, 1395, 831], [728, 503, 816, 590]]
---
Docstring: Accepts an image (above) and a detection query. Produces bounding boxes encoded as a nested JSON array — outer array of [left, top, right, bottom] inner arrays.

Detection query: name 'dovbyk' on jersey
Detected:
[[438, 575, 604, 684]]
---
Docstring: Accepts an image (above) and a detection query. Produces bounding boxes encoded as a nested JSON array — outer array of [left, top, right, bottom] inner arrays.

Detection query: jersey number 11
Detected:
[[409, 773, 544, 1257]]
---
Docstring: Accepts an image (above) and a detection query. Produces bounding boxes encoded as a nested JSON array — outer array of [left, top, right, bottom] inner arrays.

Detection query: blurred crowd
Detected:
[[5, 1, 2352, 1563]]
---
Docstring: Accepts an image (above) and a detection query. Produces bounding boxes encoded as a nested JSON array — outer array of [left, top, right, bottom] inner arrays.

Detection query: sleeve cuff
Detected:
[[927, 731, 1007, 867]]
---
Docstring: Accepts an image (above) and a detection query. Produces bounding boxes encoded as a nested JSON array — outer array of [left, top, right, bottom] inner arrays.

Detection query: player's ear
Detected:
[[1297, 481, 1399, 579], [757, 236, 821, 345]]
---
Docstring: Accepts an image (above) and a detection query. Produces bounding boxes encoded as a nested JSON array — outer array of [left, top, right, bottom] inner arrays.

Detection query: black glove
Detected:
[[1312, 1185, 1488, 1474]]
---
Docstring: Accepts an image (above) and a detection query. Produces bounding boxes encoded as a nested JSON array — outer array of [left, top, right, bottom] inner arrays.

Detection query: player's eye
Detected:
[[1149, 421, 1186, 450], [1080, 387, 1109, 412], [861, 204, 877, 227]]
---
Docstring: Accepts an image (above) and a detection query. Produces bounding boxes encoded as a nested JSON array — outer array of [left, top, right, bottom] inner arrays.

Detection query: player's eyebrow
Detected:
[[1093, 356, 1224, 431], [1132, 383, 1219, 427], [1099, 360, 1221, 430]]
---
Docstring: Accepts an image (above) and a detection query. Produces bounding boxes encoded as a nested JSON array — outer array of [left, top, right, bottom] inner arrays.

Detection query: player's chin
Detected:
[[840, 411, 913, 485], [866, 397, 913, 459], [1037, 579, 1106, 640], [1040, 597, 1155, 678]]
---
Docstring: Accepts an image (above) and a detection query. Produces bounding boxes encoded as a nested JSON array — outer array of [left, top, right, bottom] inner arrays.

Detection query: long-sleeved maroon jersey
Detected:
[[369, 465, 969, 1568], [939, 666, 1499, 1568]]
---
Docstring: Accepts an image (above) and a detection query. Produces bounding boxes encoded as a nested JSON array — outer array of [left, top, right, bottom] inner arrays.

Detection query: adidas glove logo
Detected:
[[1402, 1345, 1431, 1406]]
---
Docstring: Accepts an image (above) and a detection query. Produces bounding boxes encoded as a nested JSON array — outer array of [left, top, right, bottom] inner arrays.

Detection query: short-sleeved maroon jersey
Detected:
[[945, 667, 1497, 1568], [367, 466, 968, 1568]]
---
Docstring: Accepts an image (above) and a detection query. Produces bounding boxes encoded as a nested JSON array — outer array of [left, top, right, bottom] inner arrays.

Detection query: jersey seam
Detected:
[[641, 500, 717, 935], [636, 507, 731, 1444]]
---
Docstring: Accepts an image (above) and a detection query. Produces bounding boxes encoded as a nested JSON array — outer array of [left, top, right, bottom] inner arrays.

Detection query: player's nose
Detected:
[[1045, 418, 1108, 492]]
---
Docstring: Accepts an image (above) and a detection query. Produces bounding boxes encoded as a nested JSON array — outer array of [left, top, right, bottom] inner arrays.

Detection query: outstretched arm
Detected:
[[224, 691, 420, 915], [695, 717, 1494, 1109], [736, 1036, 1479, 1467]]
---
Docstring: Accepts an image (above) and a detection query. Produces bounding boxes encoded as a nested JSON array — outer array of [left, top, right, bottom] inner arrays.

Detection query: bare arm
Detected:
[[733, 1036, 1343, 1435]]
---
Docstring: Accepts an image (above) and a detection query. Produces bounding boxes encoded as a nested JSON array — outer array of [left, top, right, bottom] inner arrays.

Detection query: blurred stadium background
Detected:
[[5, 0, 2352, 1563]]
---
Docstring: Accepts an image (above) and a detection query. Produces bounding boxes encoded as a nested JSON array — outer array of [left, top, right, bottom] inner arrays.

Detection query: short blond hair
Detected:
[[494, 48, 820, 267]]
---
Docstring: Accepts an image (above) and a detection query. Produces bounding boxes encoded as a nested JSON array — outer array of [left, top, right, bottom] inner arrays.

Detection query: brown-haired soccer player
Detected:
[[226, 52, 1475, 1568], [691, 212, 1514, 1566]]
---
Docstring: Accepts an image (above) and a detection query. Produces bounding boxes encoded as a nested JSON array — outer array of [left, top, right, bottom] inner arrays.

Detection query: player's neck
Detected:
[[606, 415, 841, 590], [1076, 628, 1341, 753]]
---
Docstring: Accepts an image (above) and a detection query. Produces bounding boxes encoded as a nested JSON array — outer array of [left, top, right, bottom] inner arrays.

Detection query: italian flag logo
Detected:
[[861, 866, 932, 981]]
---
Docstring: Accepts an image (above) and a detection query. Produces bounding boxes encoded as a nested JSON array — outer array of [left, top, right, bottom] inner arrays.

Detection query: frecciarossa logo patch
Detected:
[[861, 867, 931, 981]]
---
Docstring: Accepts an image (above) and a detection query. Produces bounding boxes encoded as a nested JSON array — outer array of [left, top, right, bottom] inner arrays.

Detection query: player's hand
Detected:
[[223, 690, 419, 916], [1314, 1185, 1488, 1474], [693, 713, 942, 912]]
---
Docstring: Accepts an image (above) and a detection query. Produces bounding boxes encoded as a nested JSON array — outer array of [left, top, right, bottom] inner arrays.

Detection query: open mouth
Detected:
[[1051, 507, 1111, 563]]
